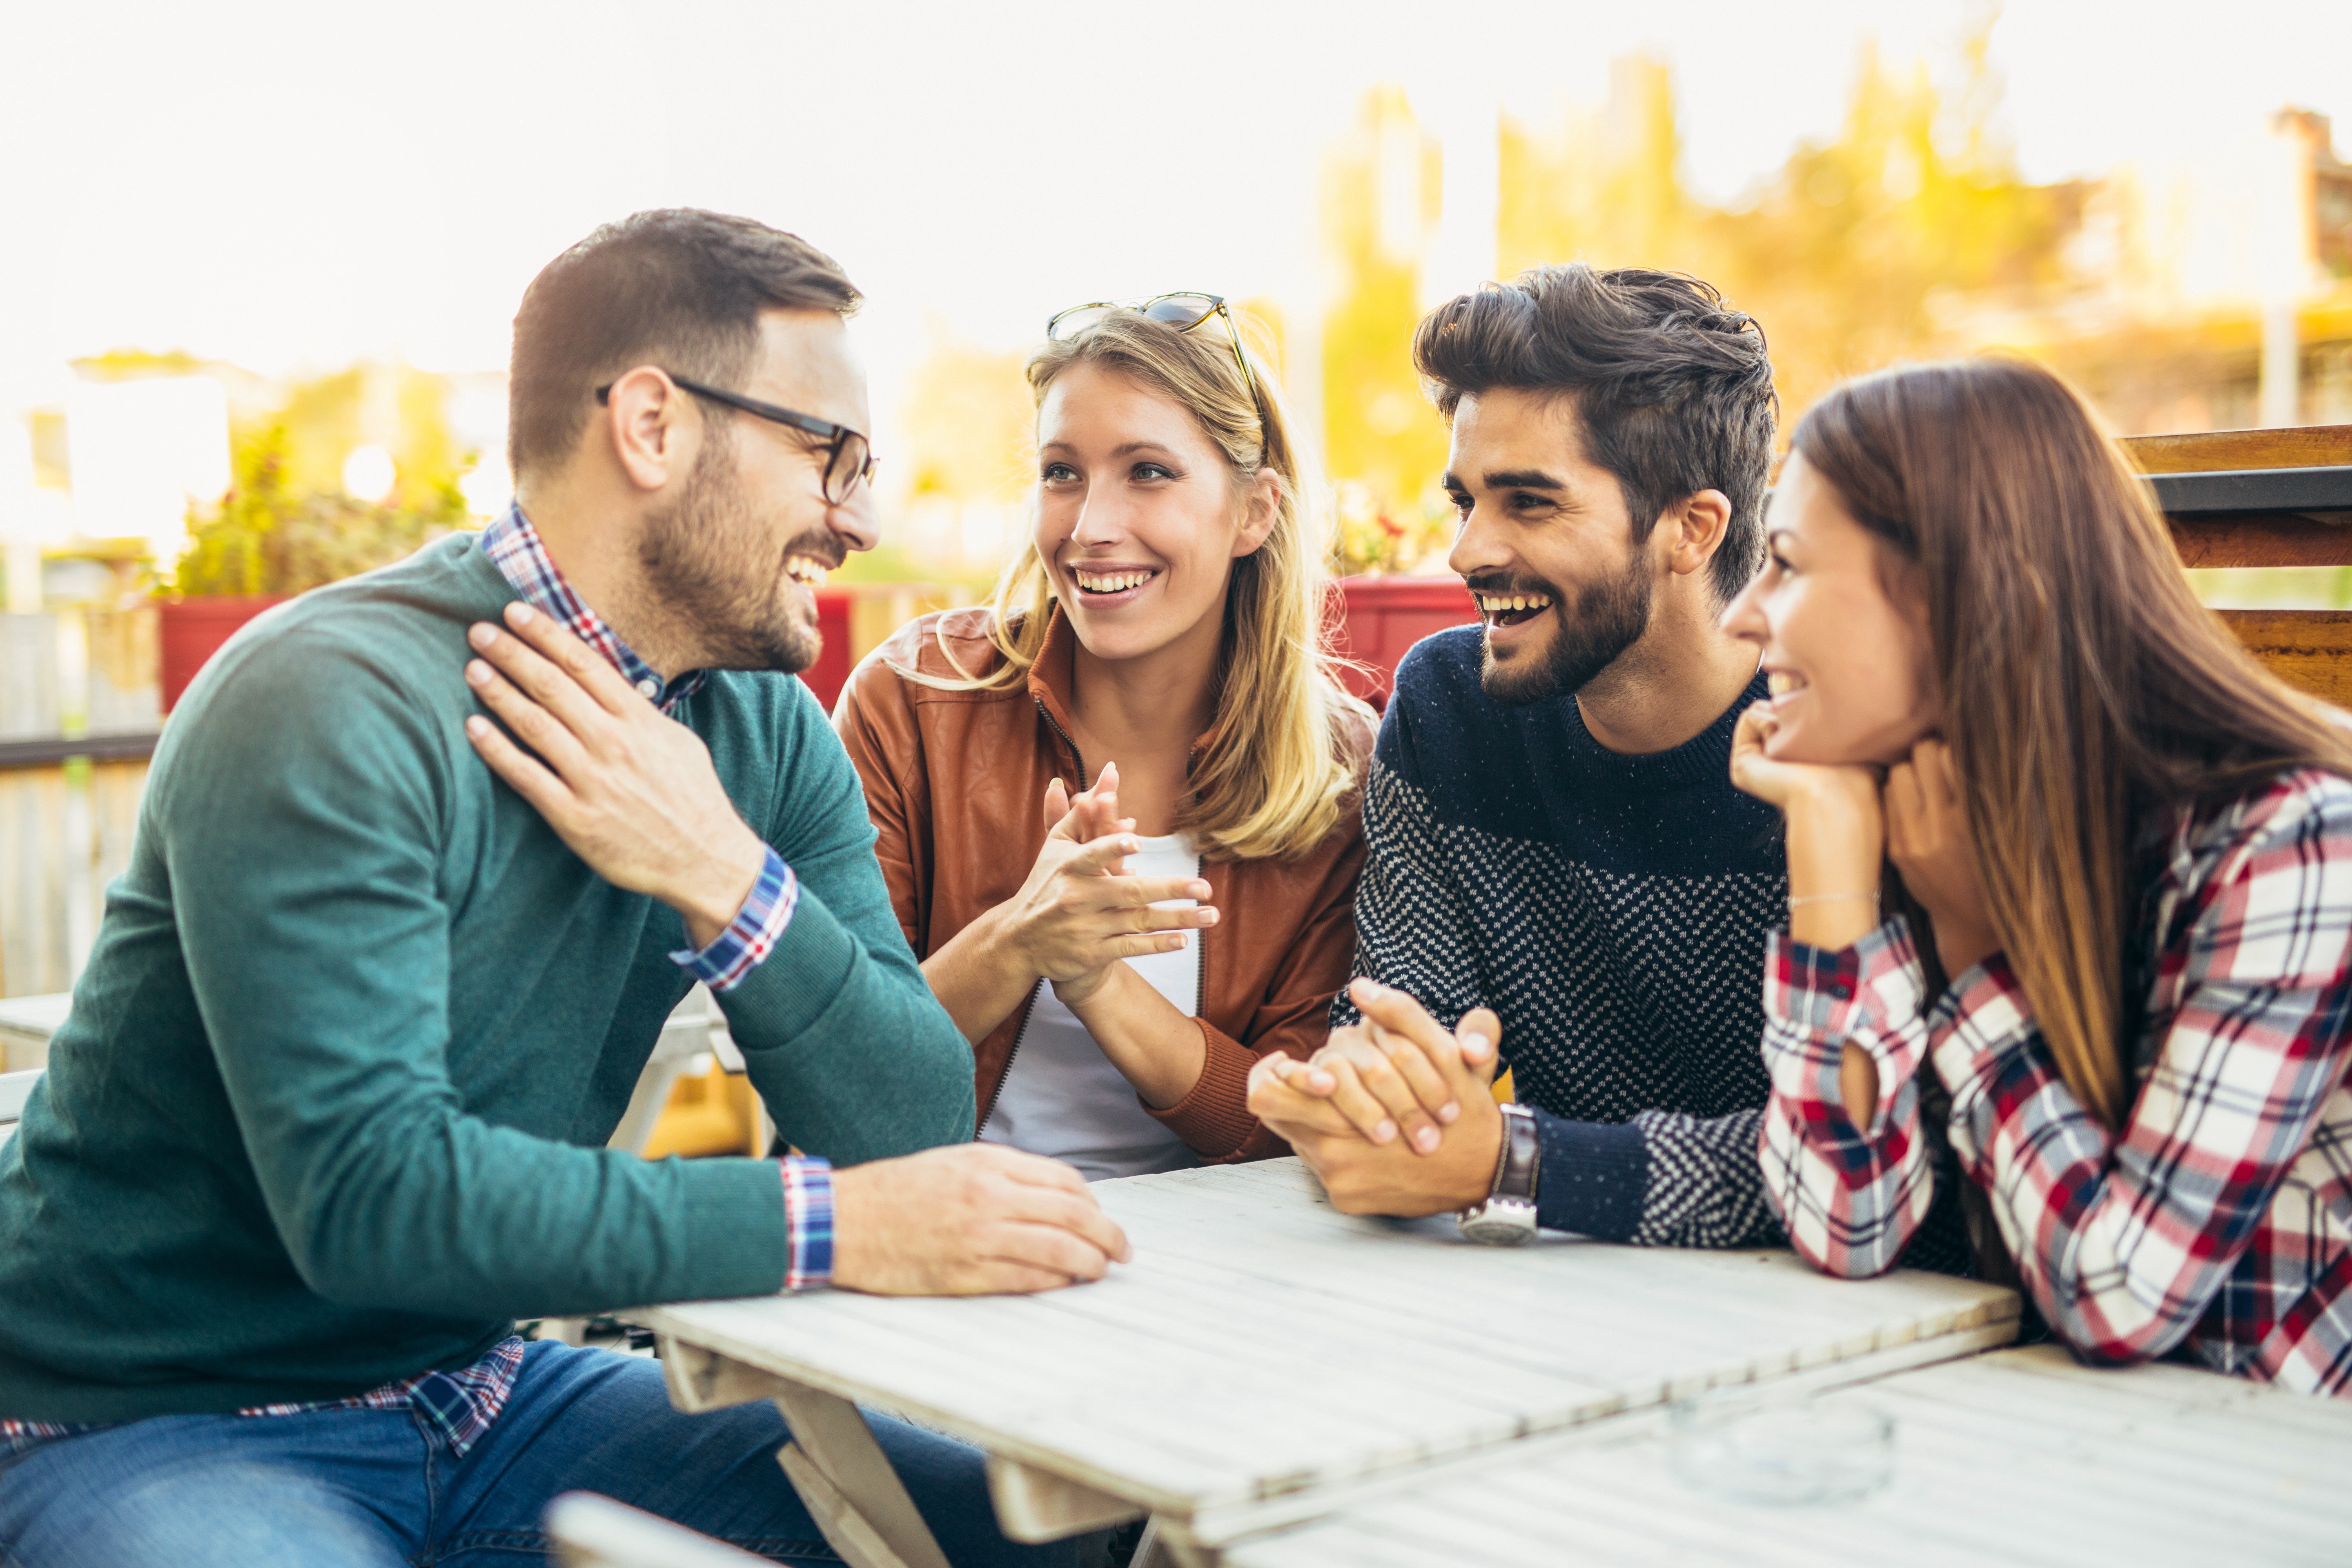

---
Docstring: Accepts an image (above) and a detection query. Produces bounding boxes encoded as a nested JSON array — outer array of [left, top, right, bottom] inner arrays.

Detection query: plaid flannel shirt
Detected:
[[1760, 768, 2352, 1396], [4, 1338, 529, 1462], [2, 508, 838, 1460]]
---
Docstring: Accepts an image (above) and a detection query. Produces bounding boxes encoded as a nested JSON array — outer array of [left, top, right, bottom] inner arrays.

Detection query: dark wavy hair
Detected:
[[507, 209, 861, 481], [1413, 265, 1777, 602]]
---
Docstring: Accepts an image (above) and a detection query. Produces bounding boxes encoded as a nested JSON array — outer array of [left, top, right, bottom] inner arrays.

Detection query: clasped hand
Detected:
[[1248, 979, 1506, 1216], [998, 762, 1216, 1007]]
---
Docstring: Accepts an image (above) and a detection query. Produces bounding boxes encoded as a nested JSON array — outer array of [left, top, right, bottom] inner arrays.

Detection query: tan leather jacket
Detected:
[[832, 606, 1372, 1163]]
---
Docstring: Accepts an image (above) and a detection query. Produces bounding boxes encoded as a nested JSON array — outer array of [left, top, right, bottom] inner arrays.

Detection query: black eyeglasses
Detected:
[[595, 374, 875, 506], [1046, 292, 1258, 402]]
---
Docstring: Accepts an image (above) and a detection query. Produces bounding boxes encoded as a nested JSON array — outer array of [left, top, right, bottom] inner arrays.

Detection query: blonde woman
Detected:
[[834, 295, 1376, 1179]]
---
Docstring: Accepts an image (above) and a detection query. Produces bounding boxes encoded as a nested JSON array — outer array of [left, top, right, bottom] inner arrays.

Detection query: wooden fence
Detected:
[[0, 605, 160, 998], [0, 748, 150, 999]]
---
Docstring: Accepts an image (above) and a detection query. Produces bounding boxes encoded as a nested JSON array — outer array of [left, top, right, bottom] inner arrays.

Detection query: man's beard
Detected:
[[640, 435, 831, 675], [1476, 549, 1653, 706]]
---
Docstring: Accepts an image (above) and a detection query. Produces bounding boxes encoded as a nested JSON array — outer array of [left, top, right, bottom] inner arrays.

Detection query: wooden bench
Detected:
[[2129, 423, 2352, 706], [543, 1492, 768, 1568]]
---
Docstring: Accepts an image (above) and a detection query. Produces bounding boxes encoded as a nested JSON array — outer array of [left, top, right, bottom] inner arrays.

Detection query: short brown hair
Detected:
[[1413, 265, 1776, 602], [507, 209, 861, 480]]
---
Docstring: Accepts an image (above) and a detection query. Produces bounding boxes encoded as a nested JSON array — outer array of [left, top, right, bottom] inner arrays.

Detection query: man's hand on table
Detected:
[[1247, 979, 1506, 1218], [830, 1144, 1133, 1295], [462, 602, 767, 949]]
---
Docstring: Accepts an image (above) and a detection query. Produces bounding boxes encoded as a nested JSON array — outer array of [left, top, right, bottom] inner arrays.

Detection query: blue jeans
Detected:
[[0, 1342, 1084, 1567]]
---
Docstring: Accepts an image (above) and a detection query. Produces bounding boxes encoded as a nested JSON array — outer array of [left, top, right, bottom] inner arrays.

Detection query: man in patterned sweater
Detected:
[[1249, 264, 1798, 1249]]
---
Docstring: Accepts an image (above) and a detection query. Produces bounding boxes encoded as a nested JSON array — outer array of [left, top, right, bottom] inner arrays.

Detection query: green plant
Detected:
[[176, 425, 469, 598], [1333, 481, 1452, 577]]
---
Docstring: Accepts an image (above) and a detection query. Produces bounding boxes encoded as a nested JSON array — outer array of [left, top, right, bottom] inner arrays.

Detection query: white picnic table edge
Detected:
[[630, 1268, 2018, 1541]]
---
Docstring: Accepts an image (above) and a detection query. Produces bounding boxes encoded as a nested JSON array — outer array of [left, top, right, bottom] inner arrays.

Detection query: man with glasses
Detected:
[[0, 210, 1124, 1567]]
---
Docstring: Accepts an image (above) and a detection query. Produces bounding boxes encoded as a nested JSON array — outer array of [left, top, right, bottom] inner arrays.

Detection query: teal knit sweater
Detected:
[[0, 533, 975, 1423]]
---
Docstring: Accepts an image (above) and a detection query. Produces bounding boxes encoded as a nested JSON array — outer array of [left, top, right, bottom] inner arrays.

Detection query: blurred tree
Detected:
[[899, 333, 1033, 508], [175, 423, 467, 597], [270, 363, 470, 510], [1704, 32, 2081, 419], [1320, 86, 1453, 553], [1499, 57, 1691, 280], [1492, 24, 2081, 424]]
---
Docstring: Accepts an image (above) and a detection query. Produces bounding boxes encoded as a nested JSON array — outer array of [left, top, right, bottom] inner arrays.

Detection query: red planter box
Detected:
[[159, 596, 290, 712], [1330, 575, 1478, 708], [160, 582, 1446, 724], [796, 587, 857, 716], [158, 591, 866, 719]]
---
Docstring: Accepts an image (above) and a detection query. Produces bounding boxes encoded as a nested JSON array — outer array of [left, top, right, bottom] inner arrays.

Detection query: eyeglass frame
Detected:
[[594, 372, 876, 506], [1045, 292, 1259, 405]]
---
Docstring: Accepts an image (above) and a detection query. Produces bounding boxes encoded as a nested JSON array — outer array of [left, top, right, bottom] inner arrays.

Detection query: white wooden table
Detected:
[[1225, 1343, 2352, 1568], [633, 1158, 2018, 1567]]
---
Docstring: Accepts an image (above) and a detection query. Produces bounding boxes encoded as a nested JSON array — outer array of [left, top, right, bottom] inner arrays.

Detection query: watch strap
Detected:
[[1490, 1102, 1540, 1203]]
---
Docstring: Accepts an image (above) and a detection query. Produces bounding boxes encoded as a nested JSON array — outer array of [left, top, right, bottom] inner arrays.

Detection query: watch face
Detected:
[[1457, 1203, 1538, 1245]]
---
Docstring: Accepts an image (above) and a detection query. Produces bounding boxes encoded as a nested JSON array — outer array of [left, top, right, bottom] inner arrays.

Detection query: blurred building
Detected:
[[1991, 109, 2352, 434]]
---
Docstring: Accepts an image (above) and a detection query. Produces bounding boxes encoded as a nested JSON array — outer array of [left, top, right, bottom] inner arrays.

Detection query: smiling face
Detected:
[[1719, 450, 1937, 765], [1032, 361, 1275, 667], [641, 308, 879, 673], [1443, 389, 1658, 705]]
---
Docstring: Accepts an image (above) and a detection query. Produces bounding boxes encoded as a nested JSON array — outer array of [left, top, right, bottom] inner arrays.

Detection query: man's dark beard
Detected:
[[1476, 550, 1653, 706], [640, 434, 832, 675]]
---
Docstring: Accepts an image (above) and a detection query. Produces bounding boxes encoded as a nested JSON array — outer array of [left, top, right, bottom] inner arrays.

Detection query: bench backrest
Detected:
[[2127, 424, 2352, 707]]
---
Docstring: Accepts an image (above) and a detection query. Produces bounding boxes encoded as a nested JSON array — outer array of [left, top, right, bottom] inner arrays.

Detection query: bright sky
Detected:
[[4, 0, 2346, 464]]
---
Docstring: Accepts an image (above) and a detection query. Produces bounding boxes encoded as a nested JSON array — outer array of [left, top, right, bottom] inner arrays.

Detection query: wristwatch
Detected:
[[1457, 1102, 1540, 1245]]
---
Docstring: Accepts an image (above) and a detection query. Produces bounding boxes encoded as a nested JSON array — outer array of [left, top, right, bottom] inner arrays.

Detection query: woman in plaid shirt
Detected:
[[1722, 359, 2352, 1396]]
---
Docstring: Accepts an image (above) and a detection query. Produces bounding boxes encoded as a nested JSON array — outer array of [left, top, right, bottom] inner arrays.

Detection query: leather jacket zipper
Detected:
[[1193, 855, 1207, 1018], [978, 697, 1091, 1139], [977, 983, 1041, 1138]]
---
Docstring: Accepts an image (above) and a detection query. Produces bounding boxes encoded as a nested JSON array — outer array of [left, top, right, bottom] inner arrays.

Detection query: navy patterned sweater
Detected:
[[1334, 625, 1788, 1247]]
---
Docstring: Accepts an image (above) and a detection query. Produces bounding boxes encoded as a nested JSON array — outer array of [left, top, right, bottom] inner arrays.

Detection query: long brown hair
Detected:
[[1794, 359, 2352, 1129]]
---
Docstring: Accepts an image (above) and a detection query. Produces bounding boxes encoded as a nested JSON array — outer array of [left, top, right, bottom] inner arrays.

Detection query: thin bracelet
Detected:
[[1788, 891, 1880, 909]]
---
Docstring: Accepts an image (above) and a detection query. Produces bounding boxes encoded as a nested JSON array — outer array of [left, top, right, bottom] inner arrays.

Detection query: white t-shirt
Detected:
[[979, 834, 1205, 1183]]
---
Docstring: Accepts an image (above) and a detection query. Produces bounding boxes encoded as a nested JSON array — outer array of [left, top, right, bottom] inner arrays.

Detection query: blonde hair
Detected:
[[916, 307, 1372, 861]]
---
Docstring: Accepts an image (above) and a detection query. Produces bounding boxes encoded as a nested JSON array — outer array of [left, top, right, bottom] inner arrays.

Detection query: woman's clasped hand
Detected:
[[996, 762, 1217, 1008]]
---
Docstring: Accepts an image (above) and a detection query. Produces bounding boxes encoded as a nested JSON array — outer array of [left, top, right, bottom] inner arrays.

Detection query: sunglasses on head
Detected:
[[1045, 292, 1258, 401]]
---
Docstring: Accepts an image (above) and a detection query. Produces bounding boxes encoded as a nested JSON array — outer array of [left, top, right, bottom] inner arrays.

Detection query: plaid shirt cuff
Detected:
[[1928, 952, 2038, 1107], [670, 846, 800, 993], [782, 1157, 834, 1291], [1762, 915, 1928, 1136]]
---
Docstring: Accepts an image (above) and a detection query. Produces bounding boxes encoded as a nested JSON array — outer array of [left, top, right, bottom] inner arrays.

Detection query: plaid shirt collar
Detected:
[[480, 504, 708, 715]]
